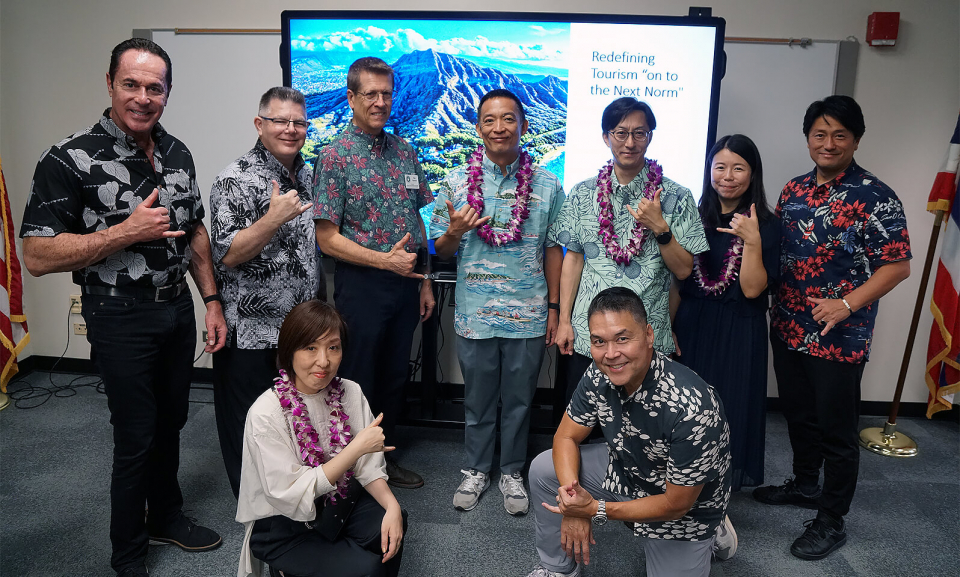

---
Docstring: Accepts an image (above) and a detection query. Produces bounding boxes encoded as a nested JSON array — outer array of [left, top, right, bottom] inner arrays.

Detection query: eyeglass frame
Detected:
[[258, 116, 309, 131], [606, 129, 652, 143], [354, 90, 394, 103]]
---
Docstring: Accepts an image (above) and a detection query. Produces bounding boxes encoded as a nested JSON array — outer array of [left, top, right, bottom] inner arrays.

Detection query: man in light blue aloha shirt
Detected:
[[430, 89, 564, 517], [550, 97, 708, 412]]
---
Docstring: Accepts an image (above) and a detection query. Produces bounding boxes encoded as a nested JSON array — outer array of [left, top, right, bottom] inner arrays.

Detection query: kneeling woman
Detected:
[[237, 300, 406, 577]]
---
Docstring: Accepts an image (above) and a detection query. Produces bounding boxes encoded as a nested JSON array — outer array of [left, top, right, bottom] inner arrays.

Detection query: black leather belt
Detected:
[[81, 279, 188, 302]]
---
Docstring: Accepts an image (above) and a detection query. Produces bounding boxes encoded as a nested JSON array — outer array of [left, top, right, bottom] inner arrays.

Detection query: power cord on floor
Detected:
[[7, 303, 104, 409]]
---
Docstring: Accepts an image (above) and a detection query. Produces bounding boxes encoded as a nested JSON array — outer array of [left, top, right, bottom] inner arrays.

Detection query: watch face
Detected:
[[592, 515, 607, 527]]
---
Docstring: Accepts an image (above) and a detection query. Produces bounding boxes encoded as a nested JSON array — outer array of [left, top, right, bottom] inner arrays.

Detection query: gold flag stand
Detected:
[[858, 211, 945, 457], [0, 391, 9, 411]]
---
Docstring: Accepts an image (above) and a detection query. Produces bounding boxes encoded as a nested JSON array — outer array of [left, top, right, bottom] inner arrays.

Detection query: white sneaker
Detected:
[[453, 469, 489, 511], [499, 472, 530, 516], [713, 514, 738, 560], [525, 563, 581, 577]]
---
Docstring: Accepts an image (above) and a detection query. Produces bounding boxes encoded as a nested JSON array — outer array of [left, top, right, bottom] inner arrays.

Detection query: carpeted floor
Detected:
[[1, 371, 957, 576]]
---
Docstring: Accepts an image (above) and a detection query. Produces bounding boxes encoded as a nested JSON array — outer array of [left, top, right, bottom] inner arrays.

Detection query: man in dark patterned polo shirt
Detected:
[[757, 95, 911, 560], [209, 86, 322, 499], [20, 38, 225, 576], [526, 288, 734, 577], [313, 57, 435, 488]]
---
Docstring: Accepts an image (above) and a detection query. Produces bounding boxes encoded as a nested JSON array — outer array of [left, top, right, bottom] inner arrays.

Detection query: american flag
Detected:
[[924, 113, 960, 417]]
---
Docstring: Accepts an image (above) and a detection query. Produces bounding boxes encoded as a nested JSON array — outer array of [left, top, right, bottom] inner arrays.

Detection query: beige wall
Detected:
[[1, 0, 958, 401]]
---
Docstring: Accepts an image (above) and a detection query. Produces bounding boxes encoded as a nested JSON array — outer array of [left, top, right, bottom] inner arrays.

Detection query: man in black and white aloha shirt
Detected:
[[525, 287, 734, 577], [209, 86, 322, 499], [20, 38, 224, 577]]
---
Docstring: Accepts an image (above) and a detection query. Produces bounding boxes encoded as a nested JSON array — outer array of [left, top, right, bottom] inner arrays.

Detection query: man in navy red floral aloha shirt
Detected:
[[312, 57, 434, 489], [756, 95, 911, 560]]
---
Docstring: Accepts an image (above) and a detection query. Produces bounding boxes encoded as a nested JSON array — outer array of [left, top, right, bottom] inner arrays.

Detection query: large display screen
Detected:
[[281, 10, 725, 238]]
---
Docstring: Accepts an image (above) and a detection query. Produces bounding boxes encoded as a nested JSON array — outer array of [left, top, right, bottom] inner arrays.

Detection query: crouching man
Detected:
[[526, 287, 734, 577]]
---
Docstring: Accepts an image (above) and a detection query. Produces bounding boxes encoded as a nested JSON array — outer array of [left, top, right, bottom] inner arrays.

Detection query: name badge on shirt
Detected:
[[404, 174, 419, 189]]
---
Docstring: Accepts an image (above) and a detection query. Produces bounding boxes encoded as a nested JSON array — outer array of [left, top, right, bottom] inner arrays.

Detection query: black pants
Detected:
[[554, 352, 593, 424], [333, 262, 420, 440], [80, 291, 196, 572], [213, 346, 277, 498], [251, 492, 407, 577], [771, 335, 865, 519]]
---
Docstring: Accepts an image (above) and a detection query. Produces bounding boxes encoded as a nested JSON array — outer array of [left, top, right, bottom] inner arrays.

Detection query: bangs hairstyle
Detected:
[[587, 287, 648, 327], [347, 57, 394, 93], [276, 300, 348, 375], [477, 88, 526, 123], [258, 86, 305, 115], [601, 97, 657, 133], [109, 38, 173, 91], [699, 134, 774, 228], [802, 95, 865, 139]]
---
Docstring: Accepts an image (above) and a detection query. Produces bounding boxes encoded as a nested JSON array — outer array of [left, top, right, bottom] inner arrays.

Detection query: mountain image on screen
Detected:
[[296, 49, 568, 188]]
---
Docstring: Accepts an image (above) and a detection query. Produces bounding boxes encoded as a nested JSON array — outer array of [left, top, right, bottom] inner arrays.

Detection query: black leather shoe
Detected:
[[148, 511, 222, 552], [753, 478, 820, 509], [386, 459, 424, 489], [117, 566, 148, 577], [790, 515, 847, 560]]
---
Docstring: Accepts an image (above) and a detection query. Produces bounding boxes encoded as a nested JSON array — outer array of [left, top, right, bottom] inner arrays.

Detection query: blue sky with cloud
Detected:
[[290, 18, 570, 70]]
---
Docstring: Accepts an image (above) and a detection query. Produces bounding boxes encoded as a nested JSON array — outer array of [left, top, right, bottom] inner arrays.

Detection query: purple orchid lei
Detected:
[[692, 214, 747, 295], [274, 369, 354, 503], [465, 145, 534, 247], [596, 158, 663, 265]]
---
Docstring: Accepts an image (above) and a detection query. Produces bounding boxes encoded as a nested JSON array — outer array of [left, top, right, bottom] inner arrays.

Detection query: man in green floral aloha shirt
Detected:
[[549, 97, 708, 411]]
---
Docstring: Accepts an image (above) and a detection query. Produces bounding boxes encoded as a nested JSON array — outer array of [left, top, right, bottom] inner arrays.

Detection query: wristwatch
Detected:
[[655, 229, 673, 245], [592, 499, 607, 527]]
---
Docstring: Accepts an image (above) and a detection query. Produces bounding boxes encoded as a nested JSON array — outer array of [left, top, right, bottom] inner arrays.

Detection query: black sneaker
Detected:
[[148, 512, 222, 552], [117, 566, 148, 577], [790, 514, 847, 560], [753, 478, 820, 509], [386, 459, 424, 489]]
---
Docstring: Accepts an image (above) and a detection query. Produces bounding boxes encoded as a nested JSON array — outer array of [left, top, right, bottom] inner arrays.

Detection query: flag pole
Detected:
[[858, 210, 944, 457]]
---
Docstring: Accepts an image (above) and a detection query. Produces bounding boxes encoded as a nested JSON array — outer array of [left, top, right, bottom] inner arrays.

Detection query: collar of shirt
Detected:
[[481, 151, 522, 183], [344, 121, 394, 154], [611, 162, 654, 203], [253, 139, 305, 183], [99, 108, 166, 152], [803, 158, 862, 190]]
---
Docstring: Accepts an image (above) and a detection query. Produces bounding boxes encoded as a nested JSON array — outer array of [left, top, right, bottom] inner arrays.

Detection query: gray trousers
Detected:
[[530, 444, 715, 577], [457, 335, 545, 475]]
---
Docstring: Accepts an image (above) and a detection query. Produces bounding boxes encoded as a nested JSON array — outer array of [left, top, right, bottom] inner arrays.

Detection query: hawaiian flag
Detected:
[[924, 113, 960, 417], [0, 156, 29, 392]]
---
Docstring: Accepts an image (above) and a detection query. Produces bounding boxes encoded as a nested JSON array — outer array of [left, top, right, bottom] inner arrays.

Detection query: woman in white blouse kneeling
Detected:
[[236, 300, 406, 577]]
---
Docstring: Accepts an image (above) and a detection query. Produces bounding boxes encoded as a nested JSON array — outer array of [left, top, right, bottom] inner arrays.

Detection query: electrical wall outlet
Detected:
[[73, 323, 87, 335], [69, 294, 82, 314]]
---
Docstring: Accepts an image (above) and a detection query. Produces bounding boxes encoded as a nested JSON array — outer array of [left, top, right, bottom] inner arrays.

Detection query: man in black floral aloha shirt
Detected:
[[526, 288, 733, 577], [313, 57, 435, 489], [757, 95, 911, 560], [20, 38, 225, 577], [209, 86, 322, 499]]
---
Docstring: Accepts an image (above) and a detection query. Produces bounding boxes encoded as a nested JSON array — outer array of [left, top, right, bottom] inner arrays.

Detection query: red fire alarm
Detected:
[[867, 12, 900, 47]]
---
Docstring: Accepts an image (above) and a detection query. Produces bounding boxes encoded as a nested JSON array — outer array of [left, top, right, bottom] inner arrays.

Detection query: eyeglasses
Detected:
[[259, 116, 308, 131], [356, 90, 393, 103], [608, 129, 651, 143]]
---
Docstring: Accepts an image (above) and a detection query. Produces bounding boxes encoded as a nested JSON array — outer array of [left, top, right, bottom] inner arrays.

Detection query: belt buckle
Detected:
[[155, 282, 177, 302]]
